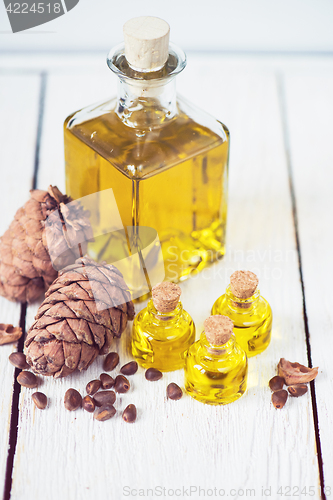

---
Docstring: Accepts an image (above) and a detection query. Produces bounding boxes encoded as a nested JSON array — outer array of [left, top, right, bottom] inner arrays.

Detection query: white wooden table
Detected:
[[0, 52, 332, 500]]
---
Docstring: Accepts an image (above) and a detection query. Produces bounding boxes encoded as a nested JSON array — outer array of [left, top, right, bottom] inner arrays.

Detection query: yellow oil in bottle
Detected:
[[211, 285, 272, 357], [64, 109, 229, 283], [131, 298, 195, 371], [185, 322, 248, 405]]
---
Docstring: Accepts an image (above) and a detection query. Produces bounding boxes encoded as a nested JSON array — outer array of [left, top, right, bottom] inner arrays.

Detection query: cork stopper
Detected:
[[204, 316, 234, 346], [123, 17, 170, 72], [230, 270, 259, 299], [152, 282, 181, 313]]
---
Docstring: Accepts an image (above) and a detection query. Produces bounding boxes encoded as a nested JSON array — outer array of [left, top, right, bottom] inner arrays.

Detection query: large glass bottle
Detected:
[[64, 17, 229, 294]]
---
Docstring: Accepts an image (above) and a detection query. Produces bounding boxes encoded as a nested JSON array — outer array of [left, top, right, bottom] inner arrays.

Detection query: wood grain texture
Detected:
[[3, 58, 326, 499], [283, 71, 333, 490], [0, 75, 41, 487], [1, 53, 333, 73]]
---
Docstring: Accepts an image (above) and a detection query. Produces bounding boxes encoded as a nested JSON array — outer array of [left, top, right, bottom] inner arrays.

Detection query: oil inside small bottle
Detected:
[[211, 286, 272, 357], [131, 299, 195, 371], [185, 331, 247, 405]]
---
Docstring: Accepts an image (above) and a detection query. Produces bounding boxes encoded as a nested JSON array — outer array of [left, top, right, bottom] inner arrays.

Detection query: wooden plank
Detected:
[[11, 60, 320, 499], [283, 71, 333, 493], [1, 52, 333, 75], [0, 74, 41, 491]]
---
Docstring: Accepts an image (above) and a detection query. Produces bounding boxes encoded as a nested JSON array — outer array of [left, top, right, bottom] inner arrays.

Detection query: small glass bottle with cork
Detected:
[[211, 270, 272, 357], [185, 315, 248, 405], [131, 281, 195, 371]]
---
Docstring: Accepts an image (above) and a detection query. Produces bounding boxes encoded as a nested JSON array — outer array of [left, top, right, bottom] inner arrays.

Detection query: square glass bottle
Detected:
[[64, 17, 229, 291]]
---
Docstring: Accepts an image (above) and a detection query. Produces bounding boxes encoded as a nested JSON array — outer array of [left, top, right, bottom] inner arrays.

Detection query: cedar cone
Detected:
[[0, 186, 92, 303], [25, 256, 135, 378]]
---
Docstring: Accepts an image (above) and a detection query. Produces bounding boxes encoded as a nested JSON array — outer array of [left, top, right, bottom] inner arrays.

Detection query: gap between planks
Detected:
[[2, 72, 47, 500], [3, 305, 26, 500], [277, 72, 326, 500]]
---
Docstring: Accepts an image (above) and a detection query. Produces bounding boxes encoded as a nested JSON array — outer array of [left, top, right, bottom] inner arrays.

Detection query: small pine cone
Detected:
[[25, 256, 135, 378], [0, 186, 92, 303]]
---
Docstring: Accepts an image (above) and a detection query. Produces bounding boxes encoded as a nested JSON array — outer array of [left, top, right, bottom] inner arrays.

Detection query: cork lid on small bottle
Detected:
[[230, 270, 259, 299], [204, 315, 234, 346], [152, 282, 181, 313], [123, 17, 170, 72]]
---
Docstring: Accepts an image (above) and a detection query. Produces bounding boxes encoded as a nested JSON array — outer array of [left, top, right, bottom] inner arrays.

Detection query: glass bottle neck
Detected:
[[147, 299, 183, 323], [107, 42, 186, 130], [200, 332, 236, 357], [225, 285, 260, 312], [116, 76, 178, 129]]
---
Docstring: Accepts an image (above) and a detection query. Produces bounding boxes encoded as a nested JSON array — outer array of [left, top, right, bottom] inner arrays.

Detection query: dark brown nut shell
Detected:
[[145, 368, 162, 381], [86, 379, 101, 396], [103, 352, 119, 372], [93, 390, 116, 407], [9, 352, 30, 370], [272, 389, 288, 409], [122, 404, 137, 423], [120, 361, 138, 376], [278, 358, 318, 386], [17, 371, 38, 388], [269, 376, 284, 392], [100, 373, 115, 389], [64, 388, 82, 411], [32, 392, 47, 409], [94, 405, 116, 421], [114, 375, 130, 393], [82, 395, 96, 412], [288, 384, 308, 397], [167, 383, 183, 400]]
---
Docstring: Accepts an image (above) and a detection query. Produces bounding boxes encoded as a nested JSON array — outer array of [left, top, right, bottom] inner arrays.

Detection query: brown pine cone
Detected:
[[25, 256, 135, 378], [0, 186, 92, 303]]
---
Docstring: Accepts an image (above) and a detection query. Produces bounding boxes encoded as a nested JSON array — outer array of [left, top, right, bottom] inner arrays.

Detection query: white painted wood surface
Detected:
[[283, 72, 333, 492], [1, 0, 333, 54], [0, 55, 332, 500], [0, 74, 41, 490]]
